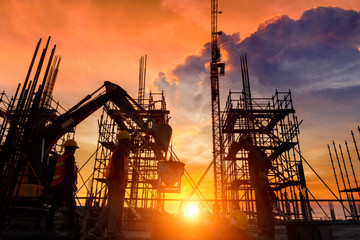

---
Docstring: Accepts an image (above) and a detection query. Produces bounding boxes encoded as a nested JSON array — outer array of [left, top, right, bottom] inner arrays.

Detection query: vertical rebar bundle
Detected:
[[0, 37, 71, 225], [138, 55, 147, 107], [42, 55, 61, 107], [328, 127, 360, 220], [0, 37, 48, 221]]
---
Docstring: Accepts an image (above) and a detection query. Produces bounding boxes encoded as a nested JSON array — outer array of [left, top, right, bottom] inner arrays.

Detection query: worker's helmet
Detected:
[[116, 130, 131, 140], [226, 209, 249, 230], [63, 139, 79, 148]]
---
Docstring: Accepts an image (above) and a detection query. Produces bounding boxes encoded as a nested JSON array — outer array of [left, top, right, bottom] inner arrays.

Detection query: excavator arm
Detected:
[[42, 87, 109, 155], [41, 81, 171, 156]]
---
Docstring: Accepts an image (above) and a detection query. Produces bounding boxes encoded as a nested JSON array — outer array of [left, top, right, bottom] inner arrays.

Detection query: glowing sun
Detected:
[[183, 202, 199, 218]]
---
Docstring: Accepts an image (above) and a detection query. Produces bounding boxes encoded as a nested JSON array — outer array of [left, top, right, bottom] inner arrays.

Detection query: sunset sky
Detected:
[[1, 0, 360, 215]]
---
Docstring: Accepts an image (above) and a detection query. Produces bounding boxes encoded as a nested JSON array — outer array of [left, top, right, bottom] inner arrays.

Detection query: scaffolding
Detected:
[[84, 57, 175, 231], [0, 37, 73, 223], [221, 55, 312, 221]]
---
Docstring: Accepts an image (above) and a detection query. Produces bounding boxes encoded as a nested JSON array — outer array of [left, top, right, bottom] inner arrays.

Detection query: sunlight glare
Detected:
[[183, 202, 199, 218]]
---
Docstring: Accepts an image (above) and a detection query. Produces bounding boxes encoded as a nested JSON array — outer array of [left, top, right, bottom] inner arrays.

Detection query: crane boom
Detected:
[[210, 0, 226, 215]]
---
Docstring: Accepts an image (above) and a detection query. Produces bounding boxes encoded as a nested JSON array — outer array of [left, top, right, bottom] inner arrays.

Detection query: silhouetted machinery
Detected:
[[0, 80, 177, 222], [158, 160, 185, 192]]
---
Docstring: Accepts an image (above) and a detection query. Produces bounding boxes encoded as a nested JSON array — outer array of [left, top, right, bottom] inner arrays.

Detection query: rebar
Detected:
[[351, 130, 360, 164], [345, 140, 360, 195], [339, 143, 358, 219]]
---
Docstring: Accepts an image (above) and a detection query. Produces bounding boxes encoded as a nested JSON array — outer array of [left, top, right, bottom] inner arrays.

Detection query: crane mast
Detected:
[[210, 0, 226, 215]]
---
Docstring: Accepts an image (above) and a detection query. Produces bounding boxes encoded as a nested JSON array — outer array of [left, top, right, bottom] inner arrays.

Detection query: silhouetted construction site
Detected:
[[1, 1, 360, 240], [222, 55, 311, 221]]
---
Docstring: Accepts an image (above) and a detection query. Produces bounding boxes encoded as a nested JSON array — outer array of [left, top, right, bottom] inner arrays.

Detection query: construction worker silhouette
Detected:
[[89, 130, 131, 239], [239, 135, 275, 240], [46, 139, 78, 238]]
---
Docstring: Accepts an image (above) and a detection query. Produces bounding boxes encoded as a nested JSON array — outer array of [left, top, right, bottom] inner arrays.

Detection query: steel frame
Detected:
[[84, 90, 171, 222], [221, 57, 312, 221]]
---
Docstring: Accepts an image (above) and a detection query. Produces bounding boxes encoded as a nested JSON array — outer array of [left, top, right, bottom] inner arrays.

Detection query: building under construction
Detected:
[[221, 55, 312, 221], [207, 0, 316, 225], [80, 55, 185, 235], [0, 37, 74, 222], [0, 38, 187, 239], [0, 2, 360, 237]]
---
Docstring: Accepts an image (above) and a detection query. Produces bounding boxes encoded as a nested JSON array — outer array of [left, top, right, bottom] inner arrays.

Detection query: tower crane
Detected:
[[210, 0, 226, 215]]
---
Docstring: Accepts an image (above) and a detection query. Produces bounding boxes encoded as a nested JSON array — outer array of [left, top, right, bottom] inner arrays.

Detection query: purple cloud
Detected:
[[240, 7, 360, 90], [153, 6, 360, 165], [155, 6, 360, 113]]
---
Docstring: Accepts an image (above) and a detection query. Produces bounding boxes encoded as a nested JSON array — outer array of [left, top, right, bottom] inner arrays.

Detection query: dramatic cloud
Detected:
[[154, 45, 213, 163], [232, 7, 360, 143], [241, 7, 360, 91], [154, 6, 360, 177]]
